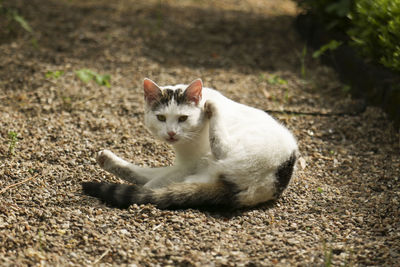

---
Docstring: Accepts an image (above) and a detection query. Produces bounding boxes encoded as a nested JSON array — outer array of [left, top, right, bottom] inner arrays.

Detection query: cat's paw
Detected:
[[97, 149, 117, 169], [204, 100, 216, 119]]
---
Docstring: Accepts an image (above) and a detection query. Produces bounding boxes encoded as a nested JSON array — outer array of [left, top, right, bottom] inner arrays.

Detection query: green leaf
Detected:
[[267, 75, 288, 85], [8, 131, 18, 156], [312, 40, 343, 58], [12, 12, 33, 33], [75, 69, 95, 83], [94, 73, 111, 87], [8, 131, 18, 141], [45, 70, 64, 79]]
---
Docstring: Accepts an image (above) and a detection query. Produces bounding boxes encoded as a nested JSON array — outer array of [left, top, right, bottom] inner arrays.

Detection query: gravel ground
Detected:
[[1, 0, 399, 266]]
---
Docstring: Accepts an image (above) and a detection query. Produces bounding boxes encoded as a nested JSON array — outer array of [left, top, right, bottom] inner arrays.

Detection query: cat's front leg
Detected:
[[204, 100, 231, 160], [97, 150, 150, 185], [97, 150, 185, 186]]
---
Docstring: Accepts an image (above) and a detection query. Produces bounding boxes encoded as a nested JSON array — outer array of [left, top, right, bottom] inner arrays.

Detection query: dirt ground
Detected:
[[0, 0, 399, 266]]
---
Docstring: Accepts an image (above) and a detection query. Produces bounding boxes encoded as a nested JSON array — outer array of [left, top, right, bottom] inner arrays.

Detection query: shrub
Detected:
[[295, 0, 354, 31], [296, 0, 400, 72], [348, 0, 400, 72]]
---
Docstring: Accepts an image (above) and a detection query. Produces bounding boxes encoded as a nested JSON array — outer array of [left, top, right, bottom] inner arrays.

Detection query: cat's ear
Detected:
[[184, 79, 202, 105], [143, 78, 162, 106]]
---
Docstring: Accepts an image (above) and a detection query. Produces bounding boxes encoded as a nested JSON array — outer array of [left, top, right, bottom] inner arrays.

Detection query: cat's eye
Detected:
[[156, 115, 166, 122], [178, 115, 188, 123]]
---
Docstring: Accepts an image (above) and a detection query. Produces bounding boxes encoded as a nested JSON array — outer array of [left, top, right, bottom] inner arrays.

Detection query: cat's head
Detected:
[[143, 78, 205, 145]]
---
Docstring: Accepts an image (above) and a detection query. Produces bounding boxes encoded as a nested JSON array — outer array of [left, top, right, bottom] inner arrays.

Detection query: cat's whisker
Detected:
[[182, 131, 200, 142]]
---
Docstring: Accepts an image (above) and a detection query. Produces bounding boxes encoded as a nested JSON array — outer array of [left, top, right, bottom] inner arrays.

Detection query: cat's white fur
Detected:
[[97, 79, 298, 207]]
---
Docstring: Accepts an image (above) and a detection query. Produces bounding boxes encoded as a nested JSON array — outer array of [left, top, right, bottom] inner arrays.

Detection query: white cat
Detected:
[[82, 78, 298, 209]]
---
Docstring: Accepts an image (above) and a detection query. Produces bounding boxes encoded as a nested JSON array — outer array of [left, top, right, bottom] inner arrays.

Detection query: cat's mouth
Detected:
[[166, 137, 178, 144]]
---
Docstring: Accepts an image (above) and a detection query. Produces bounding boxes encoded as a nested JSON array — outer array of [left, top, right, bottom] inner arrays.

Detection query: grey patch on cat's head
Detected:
[[145, 79, 202, 111], [150, 88, 188, 110]]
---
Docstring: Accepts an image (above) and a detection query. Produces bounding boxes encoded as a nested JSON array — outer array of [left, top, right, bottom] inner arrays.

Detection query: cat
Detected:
[[82, 78, 298, 209]]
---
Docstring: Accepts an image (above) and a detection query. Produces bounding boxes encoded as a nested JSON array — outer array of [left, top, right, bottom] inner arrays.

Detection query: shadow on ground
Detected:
[[1, 0, 300, 72]]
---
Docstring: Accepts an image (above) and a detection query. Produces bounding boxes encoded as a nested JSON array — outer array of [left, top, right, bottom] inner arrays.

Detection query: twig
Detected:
[[264, 104, 366, 117], [152, 223, 163, 231], [0, 175, 38, 194], [92, 248, 111, 265]]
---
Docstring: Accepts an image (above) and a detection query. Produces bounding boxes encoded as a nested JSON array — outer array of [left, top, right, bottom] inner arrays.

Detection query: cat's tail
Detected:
[[82, 178, 239, 209]]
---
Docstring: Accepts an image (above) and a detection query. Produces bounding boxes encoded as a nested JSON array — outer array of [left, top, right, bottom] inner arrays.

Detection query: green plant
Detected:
[[62, 96, 72, 110], [323, 242, 333, 267], [342, 84, 351, 93], [11, 11, 33, 33], [348, 0, 400, 72], [0, 2, 37, 47], [312, 40, 343, 58], [284, 88, 290, 103], [258, 73, 267, 82], [267, 75, 288, 85], [45, 70, 64, 79], [0, 1, 33, 33], [299, 46, 308, 78], [296, 0, 400, 72], [75, 69, 111, 87], [8, 131, 18, 156]]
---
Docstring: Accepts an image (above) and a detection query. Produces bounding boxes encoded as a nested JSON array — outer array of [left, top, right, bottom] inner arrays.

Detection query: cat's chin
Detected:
[[165, 137, 179, 144]]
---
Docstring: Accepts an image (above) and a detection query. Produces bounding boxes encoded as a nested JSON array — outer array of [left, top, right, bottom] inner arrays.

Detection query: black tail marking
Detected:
[[82, 177, 239, 210], [82, 182, 145, 209], [274, 152, 297, 198]]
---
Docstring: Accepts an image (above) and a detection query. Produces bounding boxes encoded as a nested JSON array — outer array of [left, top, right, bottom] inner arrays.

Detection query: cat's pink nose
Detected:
[[167, 131, 176, 137]]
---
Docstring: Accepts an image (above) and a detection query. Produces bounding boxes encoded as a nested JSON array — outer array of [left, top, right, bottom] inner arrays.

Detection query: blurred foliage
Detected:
[[348, 0, 400, 72], [312, 40, 342, 58], [8, 131, 18, 156], [295, 0, 354, 31], [295, 0, 400, 72], [46, 70, 65, 79], [75, 69, 111, 88], [0, 0, 34, 34]]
